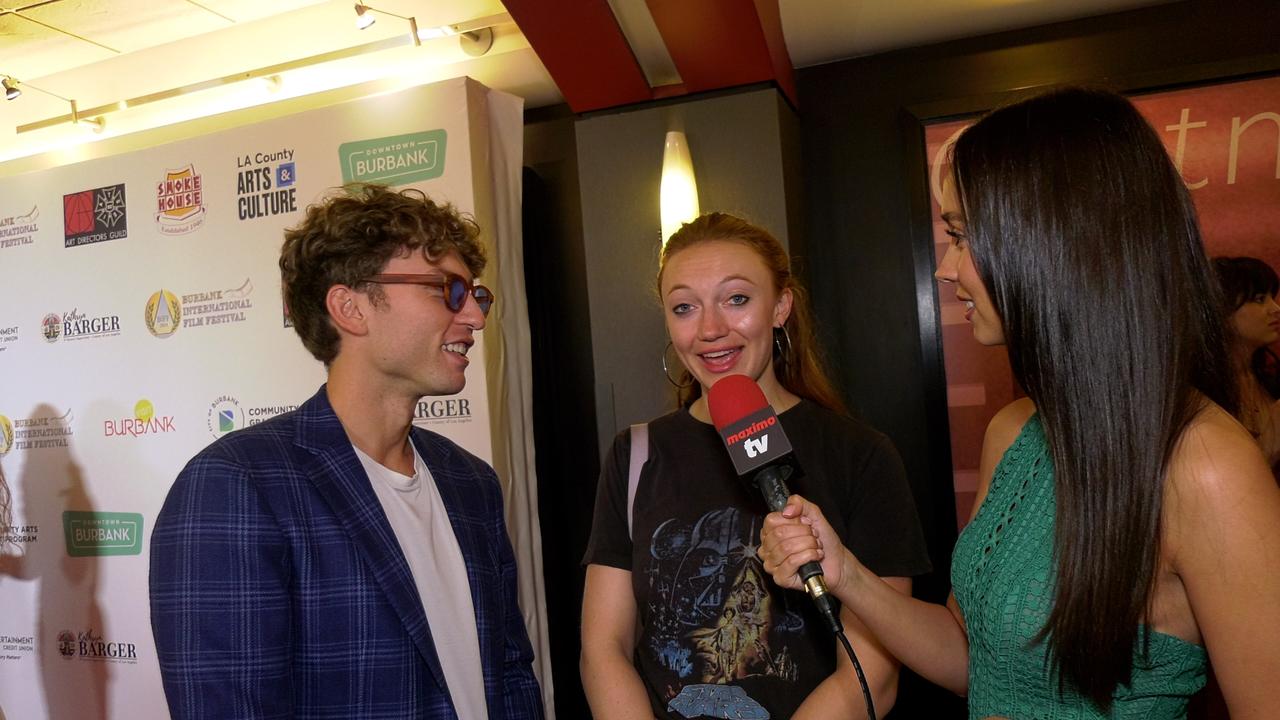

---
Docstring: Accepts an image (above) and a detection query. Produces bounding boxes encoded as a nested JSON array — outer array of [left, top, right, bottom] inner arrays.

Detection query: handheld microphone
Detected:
[[707, 374, 843, 635]]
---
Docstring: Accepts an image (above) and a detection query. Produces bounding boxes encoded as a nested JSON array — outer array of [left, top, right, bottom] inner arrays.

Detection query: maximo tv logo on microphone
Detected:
[[718, 407, 792, 475]]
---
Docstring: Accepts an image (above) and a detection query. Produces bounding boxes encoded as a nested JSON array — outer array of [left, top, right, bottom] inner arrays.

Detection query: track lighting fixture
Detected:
[[353, 3, 419, 45]]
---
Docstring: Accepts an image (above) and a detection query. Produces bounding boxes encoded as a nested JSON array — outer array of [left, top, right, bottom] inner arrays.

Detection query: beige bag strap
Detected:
[[627, 423, 648, 540]]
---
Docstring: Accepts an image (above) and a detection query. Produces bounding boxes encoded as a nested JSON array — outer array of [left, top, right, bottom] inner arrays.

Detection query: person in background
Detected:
[[580, 212, 931, 719], [759, 87, 1280, 718], [1213, 256, 1280, 473], [150, 184, 543, 719]]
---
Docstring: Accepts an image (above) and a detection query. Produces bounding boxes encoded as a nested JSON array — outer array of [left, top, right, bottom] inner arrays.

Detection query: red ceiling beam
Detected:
[[503, 0, 653, 113], [645, 0, 797, 107]]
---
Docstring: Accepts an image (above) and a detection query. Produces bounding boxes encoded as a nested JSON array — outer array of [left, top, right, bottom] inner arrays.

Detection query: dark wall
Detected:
[[797, 1, 1277, 717]]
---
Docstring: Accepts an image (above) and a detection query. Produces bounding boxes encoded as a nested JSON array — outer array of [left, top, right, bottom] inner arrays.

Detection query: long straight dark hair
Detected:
[[1214, 256, 1280, 398], [951, 87, 1238, 709]]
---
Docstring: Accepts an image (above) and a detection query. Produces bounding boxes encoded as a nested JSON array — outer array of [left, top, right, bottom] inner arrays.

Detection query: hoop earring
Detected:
[[773, 325, 794, 367], [662, 341, 695, 388]]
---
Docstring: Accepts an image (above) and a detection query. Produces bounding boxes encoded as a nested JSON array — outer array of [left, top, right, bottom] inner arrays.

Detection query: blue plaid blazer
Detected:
[[150, 386, 543, 719]]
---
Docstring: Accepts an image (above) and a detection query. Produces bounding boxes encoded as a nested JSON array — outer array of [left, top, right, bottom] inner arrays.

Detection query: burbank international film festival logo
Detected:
[[104, 398, 176, 439], [63, 183, 128, 248], [56, 628, 138, 664], [339, 129, 447, 186], [155, 164, 206, 235], [179, 278, 255, 331], [40, 307, 121, 343], [0, 205, 39, 250], [144, 289, 182, 338], [63, 510, 143, 557], [236, 147, 298, 221], [1, 408, 74, 452]]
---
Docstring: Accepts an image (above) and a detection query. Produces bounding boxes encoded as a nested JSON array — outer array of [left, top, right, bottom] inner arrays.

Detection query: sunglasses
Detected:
[[364, 273, 495, 316]]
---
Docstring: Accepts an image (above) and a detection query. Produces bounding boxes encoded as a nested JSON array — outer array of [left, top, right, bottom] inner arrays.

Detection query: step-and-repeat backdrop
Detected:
[[0, 77, 541, 719]]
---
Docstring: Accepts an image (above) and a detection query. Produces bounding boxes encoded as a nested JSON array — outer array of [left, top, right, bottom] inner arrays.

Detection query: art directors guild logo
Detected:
[[339, 130, 447, 186], [155, 164, 206, 235], [63, 183, 127, 248], [0, 205, 38, 250], [104, 398, 176, 438], [57, 628, 138, 664], [0, 408, 73, 452], [41, 308, 122, 343], [63, 511, 143, 557], [236, 148, 298, 221]]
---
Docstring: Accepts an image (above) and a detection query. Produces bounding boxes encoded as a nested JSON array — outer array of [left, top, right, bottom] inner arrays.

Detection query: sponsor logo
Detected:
[[339, 130, 447, 186], [207, 395, 244, 438], [743, 434, 769, 458], [2, 523, 38, 547], [103, 398, 176, 438], [3, 408, 73, 452], [63, 511, 143, 557], [246, 403, 296, 426], [40, 308, 122, 343], [144, 289, 182, 338], [155, 165, 206, 235], [723, 414, 777, 446], [180, 278, 254, 330], [0, 633, 35, 661], [63, 184, 128, 248], [413, 397, 472, 426], [56, 629, 138, 664], [236, 149, 298, 220], [0, 205, 38, 250], [0, 324, 17, 352]]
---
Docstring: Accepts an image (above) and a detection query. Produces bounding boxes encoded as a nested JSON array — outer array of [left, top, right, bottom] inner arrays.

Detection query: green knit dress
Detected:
[[951, 414, 1207, 719]]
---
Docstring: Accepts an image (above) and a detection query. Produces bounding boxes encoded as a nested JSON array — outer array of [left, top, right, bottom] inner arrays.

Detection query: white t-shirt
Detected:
[[354, 443, 489, 720]]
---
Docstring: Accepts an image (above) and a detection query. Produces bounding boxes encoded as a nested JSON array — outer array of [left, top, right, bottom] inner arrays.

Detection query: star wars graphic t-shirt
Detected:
[[584, 400, 931, 719]]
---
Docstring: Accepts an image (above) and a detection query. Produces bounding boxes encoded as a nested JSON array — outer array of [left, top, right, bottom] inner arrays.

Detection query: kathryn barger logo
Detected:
[[413, 396, 474, 426], [56, 628, 138, 664], [63, 183, 127, 248], [155, 164, 206, 235], [0, 205, 38, 250], [103, 398, 175, 438], [40, 308, 122, 342], [207, 395, 244, 438], [144, 289, 182, 338]]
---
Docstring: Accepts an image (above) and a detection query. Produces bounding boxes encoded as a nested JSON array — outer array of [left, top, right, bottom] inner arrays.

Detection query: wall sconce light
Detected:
[[354, 3, 421, 46], [660, 130, 699, 245]]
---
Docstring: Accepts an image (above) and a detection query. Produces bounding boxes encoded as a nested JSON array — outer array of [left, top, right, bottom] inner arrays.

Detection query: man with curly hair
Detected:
[[150, 184, 542, 719]]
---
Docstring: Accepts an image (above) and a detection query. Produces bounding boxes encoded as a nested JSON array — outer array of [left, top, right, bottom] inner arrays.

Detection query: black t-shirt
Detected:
[[583, 400, 931, 719]]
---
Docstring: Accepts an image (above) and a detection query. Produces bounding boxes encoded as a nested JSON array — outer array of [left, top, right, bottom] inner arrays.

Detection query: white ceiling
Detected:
[[0, 0, 1170, 165]]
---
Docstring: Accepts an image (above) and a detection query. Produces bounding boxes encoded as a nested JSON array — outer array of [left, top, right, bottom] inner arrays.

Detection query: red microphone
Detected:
[[707, 374, 842, 634]]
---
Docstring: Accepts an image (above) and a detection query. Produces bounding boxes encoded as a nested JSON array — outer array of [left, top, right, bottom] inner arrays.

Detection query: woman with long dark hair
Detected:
[[580, 213, 931, 719], [759, 87, 1280, 717], [1213, 256, 1280, 471]]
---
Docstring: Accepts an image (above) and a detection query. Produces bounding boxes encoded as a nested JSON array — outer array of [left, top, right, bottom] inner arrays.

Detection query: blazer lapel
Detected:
[[293, 387, 449, 693]]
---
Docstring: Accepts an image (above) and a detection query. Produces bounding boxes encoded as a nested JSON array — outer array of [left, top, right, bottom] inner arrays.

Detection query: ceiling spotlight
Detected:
[[3, 77, 20, 101], [354, 4, 375, 29]]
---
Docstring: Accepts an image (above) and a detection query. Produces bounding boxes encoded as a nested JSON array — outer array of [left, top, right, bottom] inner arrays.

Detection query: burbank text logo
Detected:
[[104, 398, 176, 438], [339, 130, 446, 186], [63, 511, 143, 557]]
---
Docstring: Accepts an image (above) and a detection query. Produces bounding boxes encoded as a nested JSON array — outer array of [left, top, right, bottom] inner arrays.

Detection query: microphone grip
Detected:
[[756, 467, 843, 633]]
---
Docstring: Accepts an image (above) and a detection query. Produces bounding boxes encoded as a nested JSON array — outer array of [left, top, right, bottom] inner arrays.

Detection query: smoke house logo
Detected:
[[145, 289, 182, 338], [40, 308, 122, 342], [207, 395, 244, 438], [56, 628, 138, 664], [181, 278, 254, 330], [339, 130, 447, 186], [0, 324, 16, 352], [155, 164, 206, 235], [63, 183, 128, 248], [413, 397, 472, 426], [1, 634, 35, 661], [63, 511, 143, 557], [104, 398, 176, 438], [7, 408, 74, 451], [0, 414, 12, 455], [236, 148, 298, 221], [0, 205, 38, 250]]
